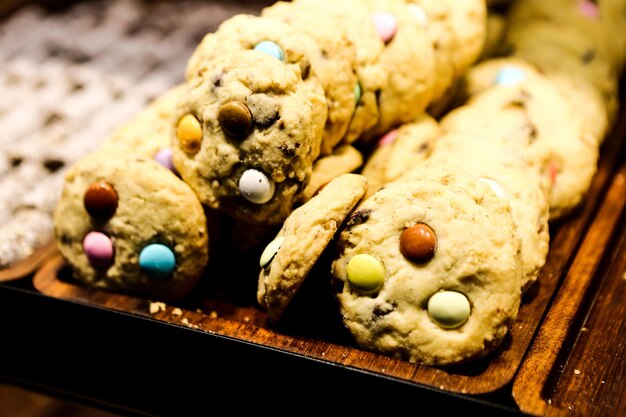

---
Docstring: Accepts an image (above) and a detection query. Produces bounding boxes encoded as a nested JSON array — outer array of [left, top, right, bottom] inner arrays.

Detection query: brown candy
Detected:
[[400, 223, 437, 263], [218, 101, 253, 139], [84, 181, 118, 219]]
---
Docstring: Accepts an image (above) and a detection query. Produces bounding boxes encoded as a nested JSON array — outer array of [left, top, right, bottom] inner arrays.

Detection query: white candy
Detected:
[[478, 177, 505, 198], [239, 169, 275, 204], [259, 236, 284, 268]]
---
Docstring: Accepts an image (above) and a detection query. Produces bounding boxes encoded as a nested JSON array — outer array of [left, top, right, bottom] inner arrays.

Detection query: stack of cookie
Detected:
[[323, 0, 625, 366], [54, 0, 487, 303], [51, 0, 625, 368]]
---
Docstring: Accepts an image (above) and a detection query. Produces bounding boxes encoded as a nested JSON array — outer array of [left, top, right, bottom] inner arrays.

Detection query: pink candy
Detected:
[[578, 0, 600, 19], [378, 129, 400, 147], [372, 11, 397, 43], [83, 231, 114, 268]]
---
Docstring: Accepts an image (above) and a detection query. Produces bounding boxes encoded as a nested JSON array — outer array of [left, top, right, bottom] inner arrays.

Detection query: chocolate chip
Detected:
[[346, 209, 371, 228]]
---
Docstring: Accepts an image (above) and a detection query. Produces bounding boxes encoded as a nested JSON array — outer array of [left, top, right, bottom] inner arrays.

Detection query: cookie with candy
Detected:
[[54, 153, 209, 302]]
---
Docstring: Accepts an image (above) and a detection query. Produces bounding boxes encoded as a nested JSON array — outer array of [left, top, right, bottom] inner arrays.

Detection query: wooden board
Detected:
[[512, 152, 626, 416], [31, 101, 626, 398]]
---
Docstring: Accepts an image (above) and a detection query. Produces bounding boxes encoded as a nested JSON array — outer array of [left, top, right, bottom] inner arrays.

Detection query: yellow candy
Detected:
[[346, 254, 385, 294], [177, 114, 202, 155], [427, 291, 471, 329]]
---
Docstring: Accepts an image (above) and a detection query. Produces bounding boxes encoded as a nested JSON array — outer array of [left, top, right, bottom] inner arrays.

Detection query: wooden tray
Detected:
[[512, 151, 626, 415], [30, 98, 626, 401]]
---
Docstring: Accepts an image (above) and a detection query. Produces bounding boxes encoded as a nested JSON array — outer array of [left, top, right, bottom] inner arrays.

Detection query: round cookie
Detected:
[[264, 0, 438, 143], [331, 174, 523, 366], [503, 23, 619, 123], [420, 138, 551, 293], [257, 173, 368, 322], [185, 13, 358, 156], [458, 57, 608, 145], [360, 113, 441, 198], [300, 145, 364, 203], [506, 0, 624, 70], [262, 0, 382, 145], [96, 84, 185, 173], [440, 78, 600, 220], [172, 49, 327, 225], [358, 0, 437, 140], [53, 153, 209, 302]]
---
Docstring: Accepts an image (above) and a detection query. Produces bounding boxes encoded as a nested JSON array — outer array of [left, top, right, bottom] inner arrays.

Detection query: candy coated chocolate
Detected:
[[494, 66, 525, 86], [84, 181, 118, 219], [372, 11, 397, 43], [239, 169, 275, 204], [154, 147, 177, 173], [253, 40, 285, 61], [346, 253, 385, 294], [427, 290, 471, 329], [139, 243, 176, 280], [83, 231, 114, 268], [399, 223, 436, 263], [218, 101, 253, 139], [177, 114, 203, 154], [260, 236, 284, 269]]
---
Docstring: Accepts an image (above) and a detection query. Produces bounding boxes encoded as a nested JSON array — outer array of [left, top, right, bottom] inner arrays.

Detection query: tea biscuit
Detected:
[[258, 173, 368, 322], [53, 153, 209, 302], [331, 174, 522, 366], [172, 50, 327, 225], [185, 13, 357, 155]]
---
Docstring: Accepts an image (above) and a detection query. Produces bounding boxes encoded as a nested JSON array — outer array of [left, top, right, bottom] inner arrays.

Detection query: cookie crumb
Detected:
[[149, 301, 166, 314], [209, 310, 218, 318], [172, 307, 183, 316], [574, 369, 581, 375]]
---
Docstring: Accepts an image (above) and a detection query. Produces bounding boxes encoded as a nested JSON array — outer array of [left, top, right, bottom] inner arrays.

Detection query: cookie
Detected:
[[96, 84, 184, 172], [185, 13, 358, 156], [459, 57, 609, 144], [300, 145, 364, 203], [506, 0, 625, 71], [262, 0, 383, 144], [172, 49, 327, 225], [53, 153, 209, 302], [504, 22, 620, 123], [264, 0, 439, 143], [419, 136, 550, 292], [440, 76, 600, 220], [360, 113, 441, 198], [331, 171, 523, 366], [257, 173, 368, 322]]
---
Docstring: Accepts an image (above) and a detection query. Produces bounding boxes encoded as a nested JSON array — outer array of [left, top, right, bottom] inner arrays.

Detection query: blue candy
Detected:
[[494, 67, 526, 86], [253, 41, 284, 61], [139, 243, 176, 279]]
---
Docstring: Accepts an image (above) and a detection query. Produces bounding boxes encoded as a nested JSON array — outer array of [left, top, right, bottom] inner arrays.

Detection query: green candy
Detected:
[[346, 253, 385, 294], [427, 291, 471, 329]]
